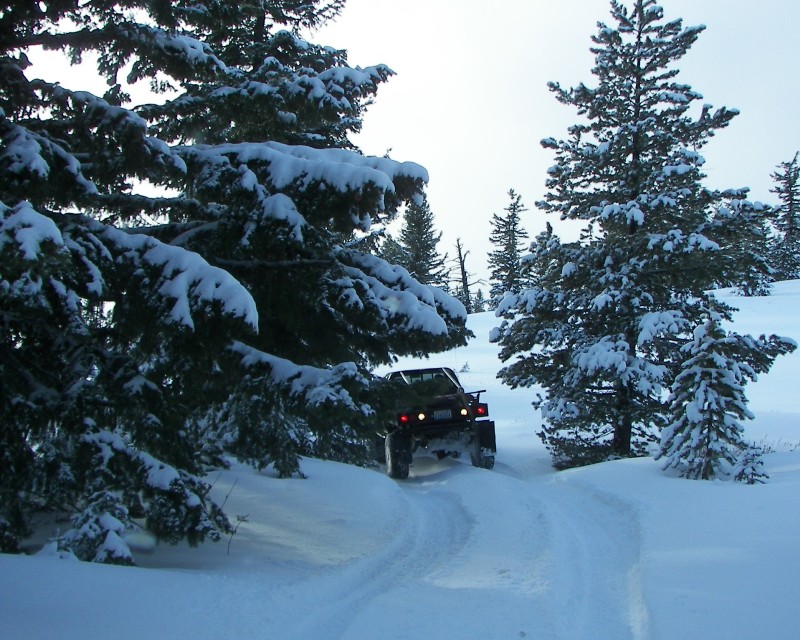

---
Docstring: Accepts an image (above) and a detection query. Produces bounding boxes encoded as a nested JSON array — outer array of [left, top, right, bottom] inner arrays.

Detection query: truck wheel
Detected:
[[470, 445, 495, 469], [479, 449, 496, 469], [469, 430, 495, 470], [385, 431, 410, 479], [470, 421, 496, 469]]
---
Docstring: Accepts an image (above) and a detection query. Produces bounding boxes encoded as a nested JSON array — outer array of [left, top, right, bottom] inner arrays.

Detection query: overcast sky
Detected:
[[27, 1, 800, 287], [314, 0, 800, 284]]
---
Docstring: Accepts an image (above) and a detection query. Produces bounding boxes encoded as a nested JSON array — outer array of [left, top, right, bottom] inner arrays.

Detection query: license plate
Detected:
[[433, 409, 452, 420]]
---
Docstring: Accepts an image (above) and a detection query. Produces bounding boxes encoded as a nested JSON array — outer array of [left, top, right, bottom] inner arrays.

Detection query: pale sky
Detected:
[[27, 1, 800, 288], [315, 0, 800, 285]]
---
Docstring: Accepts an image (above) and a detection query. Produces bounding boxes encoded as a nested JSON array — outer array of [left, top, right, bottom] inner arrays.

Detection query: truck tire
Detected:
[[474, 449, 496, 469], [385, 431, 411, 479], [470, 444, 495, 469], [469, 424, 496, 470]]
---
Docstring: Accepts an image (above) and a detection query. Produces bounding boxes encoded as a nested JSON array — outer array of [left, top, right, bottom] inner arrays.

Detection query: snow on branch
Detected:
[[257, 188, 306, 236], [181, 141, 427, 211], [637, 310, 687, 345], [93, 221, 258, 330], [1, 120, 98, 195], [571, 335, 667, 395], [229, 342, 366, 411], [1, 125, 50, 178], [646, 228, 719, 253], [77, 429, 221, 549], [82, 430, 192, 496], [0, 200, 64, 260], [573, 336, 629, 375], [338, 250, 467, 334], [124, 23, 229, 75], [43, 84, 188, 175], [287, 63, 393, 110], [599, 201, 645, 226]]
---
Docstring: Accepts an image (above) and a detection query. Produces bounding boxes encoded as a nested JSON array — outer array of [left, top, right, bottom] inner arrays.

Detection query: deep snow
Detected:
[[2, 282, 800, 640]]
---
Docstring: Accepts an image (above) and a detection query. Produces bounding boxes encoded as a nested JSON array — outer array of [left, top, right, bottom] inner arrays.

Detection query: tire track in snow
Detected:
[[283, 474, 473, 639], [344, 462, 563, 639], [531, 474, 652, 640], [396, 460, 652, 640], [283, 459, 651, 640]]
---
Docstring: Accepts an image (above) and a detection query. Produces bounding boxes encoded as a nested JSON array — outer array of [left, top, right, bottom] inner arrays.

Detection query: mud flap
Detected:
[[475, 420, 497, 453]]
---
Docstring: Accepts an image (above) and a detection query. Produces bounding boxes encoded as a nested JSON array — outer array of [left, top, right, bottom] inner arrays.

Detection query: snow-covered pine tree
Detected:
[[707, 197, 774, 296], [770, 152, 800, 280], [1, 0, 468, 559], [657, 314, 794, 481], [493, 0, 791, 468], [487, 189, 529, 308], [380, 194, 449, 288]]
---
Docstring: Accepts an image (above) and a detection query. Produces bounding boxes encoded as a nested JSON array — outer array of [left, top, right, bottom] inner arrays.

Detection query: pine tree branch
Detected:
[[213, 258, 334, 270], [14, 27, 117, 52]]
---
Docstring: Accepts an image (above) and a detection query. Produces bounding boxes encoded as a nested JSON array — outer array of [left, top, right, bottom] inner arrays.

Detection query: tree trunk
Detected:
[[455, 238, 472, 313], [612, 379, 633, 456]]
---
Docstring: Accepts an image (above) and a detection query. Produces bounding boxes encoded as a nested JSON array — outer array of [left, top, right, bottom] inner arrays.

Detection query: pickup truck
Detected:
[[379, 367, 496, 479]]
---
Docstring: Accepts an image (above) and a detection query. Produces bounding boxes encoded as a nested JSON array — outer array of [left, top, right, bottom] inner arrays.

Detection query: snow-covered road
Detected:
[[325, 455, 650, 640]]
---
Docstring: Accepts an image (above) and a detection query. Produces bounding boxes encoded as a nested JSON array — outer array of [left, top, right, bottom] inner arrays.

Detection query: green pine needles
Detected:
[[493, 0, 795, 475], [1, 0, 468, 561], [488, 189, 530, 308]]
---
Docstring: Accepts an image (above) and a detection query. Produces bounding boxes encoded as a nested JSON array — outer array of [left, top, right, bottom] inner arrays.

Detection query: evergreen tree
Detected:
[[770, 152, 800, 279], [657, 314, 794, 480], [488, 189, 529, 307], [709, 198, 774, 296], [493, 0, 792, 469], [377, 235, 409, 269], [1, 0, 468, 560], [380, 194, 449, 288], [473, 288, 488, 313]]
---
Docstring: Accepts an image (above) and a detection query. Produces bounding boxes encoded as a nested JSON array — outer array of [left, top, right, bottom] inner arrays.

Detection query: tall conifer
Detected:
[[381, 194, 449, 288], [770, 152, 800, 279], [0, 0, 468, 559], [494, 0, 793, 470], [487, 189, 529, 308]]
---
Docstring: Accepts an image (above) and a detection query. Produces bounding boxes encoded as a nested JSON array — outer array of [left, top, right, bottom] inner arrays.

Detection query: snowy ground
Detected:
[[3, 282, 800, 640]]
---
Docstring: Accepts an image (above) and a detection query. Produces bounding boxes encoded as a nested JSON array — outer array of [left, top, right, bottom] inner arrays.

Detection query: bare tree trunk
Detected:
[[455, 238, 473, 313]]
